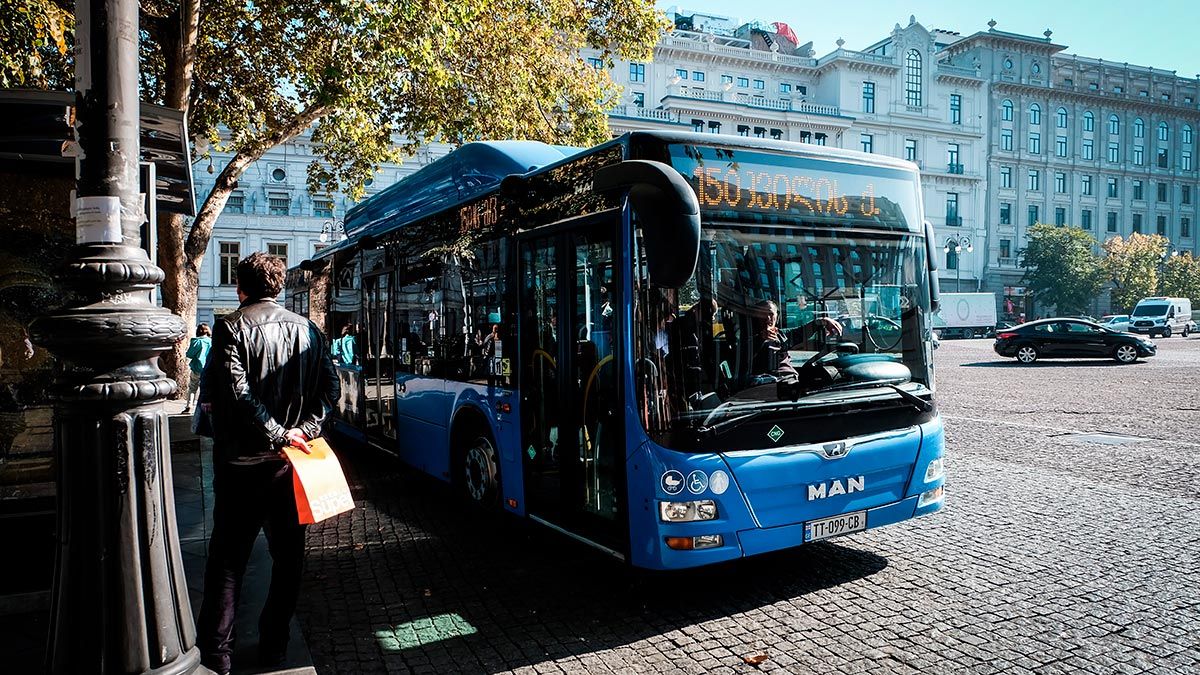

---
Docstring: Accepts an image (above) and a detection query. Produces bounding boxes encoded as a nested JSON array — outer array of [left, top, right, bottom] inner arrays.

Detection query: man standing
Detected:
[[197, 252, 340, 674]]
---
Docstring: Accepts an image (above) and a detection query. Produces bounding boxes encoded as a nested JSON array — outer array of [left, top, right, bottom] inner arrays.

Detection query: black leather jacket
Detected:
[[202, 298, 339, 465]]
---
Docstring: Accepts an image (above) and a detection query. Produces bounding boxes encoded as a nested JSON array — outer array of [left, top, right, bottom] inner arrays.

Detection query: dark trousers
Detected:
[[196, 460, 306, 671]]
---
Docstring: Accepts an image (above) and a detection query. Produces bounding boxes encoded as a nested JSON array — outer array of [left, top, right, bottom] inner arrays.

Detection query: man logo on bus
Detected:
[[807, 476, 865, 501]]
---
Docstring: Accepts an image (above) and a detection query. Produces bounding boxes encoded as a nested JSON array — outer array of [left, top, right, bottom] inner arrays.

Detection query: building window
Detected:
[[1082, 139, 1094, 160], [1184, 151, 1194, 171], [225, 191, 244, 214], [632, 92, 645, 108], [1107, 177, 1119, 198], [780, 82, 791, 94], [219, 241, 239, 286], [1184, 185, 1192, 205], [1056, 107, 1068, 128], [950, 94, 961, 124], [1158, 122, 1169, 142], [1000, 166, 1012, 188], [1054, 172, 1066, 193], [267, 242, 288, 265], [1134, 118, 1145, 138], [1028, 169, 1040, 191], [1156, 215, 1167, 235], [1002, 99, 1013, 121], [737, 125, 750, 137], [675, 68, 688, 80], [1028, 205, 1039, 226], [753, 79, 765, 90], [1082, 174, 1092, 195], [1107, 211, 1118, 232], [314, 199, 333, 218], [587, 57, 603, 69], [1107, 142, 1119, 163], [1114, 86, 1124, 94], [1158, 149, 1169, 168], [1089, 82, 1100, 91], [1029, 103, 1041, 126], [946, 247, 958, 270], [1134, 145, 1145, 165], [1083, 111, 1094, 131], [1108, 114, 1120, 135], [947, 143, 960, 169], [860, 133, 873, 153], [1029, 132, 1041, 154], [1183, 218, 1191, 238], [1055, 207, 1066, 226], [862, 81, 875, 113], [814, 133, 827, 146], [693, 71, 705, 82], [1000, 202, 1011, 224], [720, 74, 733, 85], [904, 138, 918, 162], [1132, 213, 1142, 233], [946, 193, 959, 224], [1158, 182, 1168, 202], [770, 128, 783, 140], [1001, 130, 1013, 151], [630, 63, 645, 82], [1133, 180, 1144, 200], [271, 167, 286, 182], [736, 76, 749, 88], [797, 85, 808, 95], [707, 120, 721, 134], [691, 118, 704, 133], [1184, 125, 1193, 144], [904, 49, 922, 107], [1081, 209, 1092, 230], [268, 192, 289, 216], [1056, 135, 1067, 157], [1000, 239, 1012, 259]]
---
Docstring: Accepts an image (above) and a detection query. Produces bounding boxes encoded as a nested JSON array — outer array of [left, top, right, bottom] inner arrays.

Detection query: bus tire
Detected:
[[454, 424, 501, 509]]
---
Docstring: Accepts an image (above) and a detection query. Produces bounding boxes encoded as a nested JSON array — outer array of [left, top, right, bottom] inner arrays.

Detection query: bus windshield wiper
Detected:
[[884, 383, 933, 413]]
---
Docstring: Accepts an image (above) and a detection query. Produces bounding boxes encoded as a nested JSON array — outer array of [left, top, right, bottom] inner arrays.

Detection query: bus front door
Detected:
[[362, 272, 397, 445], [519, 223, 625, 557]]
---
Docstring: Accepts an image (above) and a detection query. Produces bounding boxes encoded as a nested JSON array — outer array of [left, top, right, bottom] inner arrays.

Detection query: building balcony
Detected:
[[947, 163, 964, 174], [995, 257, 1019, 268], [607, 105, 680, 123], [945, 215, 963, 226], [661, 85, 841, 117]]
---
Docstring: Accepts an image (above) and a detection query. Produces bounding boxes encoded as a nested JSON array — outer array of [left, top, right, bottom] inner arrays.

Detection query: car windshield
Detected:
[[1131, 304, 1169, 317], [633, 224, 933, 450]]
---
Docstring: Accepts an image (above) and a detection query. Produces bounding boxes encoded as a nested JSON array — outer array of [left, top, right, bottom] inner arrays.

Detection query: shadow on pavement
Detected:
[[298, 443, 889, 674]]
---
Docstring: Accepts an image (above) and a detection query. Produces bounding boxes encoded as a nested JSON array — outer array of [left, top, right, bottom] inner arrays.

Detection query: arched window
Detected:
[[1083, 111, 1094, 132], [1056, 107, 1068, 128], [1158, 122, 1169, 142], [905, 49, 922, 107], [1108, 114, 1120, 135], [1002, 99, 1014, 121], [1029, 104, 1041, 126], [1133, 118, 1144, 138], [1184, 125, 1193, 145]]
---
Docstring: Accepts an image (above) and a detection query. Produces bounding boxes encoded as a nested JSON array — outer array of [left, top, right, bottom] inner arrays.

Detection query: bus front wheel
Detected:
[[459, 431, 501, 508]]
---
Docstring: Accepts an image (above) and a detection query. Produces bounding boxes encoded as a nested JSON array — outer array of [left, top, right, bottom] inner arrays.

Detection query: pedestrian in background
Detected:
[[196, 252, 339, 674], [331, 323, 356, 366], [182, 323, 211, 414]]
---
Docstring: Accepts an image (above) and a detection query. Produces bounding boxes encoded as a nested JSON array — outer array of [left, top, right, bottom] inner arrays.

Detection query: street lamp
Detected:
[[1159, 243, 1180, 293], [320, 218, 345, 244], [944, 235, 974, 292]]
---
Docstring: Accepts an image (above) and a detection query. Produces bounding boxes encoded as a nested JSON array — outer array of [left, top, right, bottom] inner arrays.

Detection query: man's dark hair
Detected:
[[236, 252, 287, 299]]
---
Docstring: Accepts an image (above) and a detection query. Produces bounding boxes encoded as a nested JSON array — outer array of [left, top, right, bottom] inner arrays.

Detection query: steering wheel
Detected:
[[864, 314, 903, 352]]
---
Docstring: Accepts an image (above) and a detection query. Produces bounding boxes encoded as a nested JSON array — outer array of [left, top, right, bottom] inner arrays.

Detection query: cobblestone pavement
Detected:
[[297, 338, 1200, 674]]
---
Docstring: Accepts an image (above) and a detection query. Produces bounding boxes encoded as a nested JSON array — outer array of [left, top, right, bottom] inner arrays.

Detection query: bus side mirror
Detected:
[[594, 160, 700, 289], [923, 220, 941, 313]]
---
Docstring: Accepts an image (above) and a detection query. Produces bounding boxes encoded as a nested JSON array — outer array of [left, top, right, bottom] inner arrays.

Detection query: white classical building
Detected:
[[192, 12, 1200, 322]]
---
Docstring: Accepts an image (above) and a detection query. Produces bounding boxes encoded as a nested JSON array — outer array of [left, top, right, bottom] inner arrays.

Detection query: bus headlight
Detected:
[[924, 458, 945, 482], [917, 486, 944, 508], [659, 500, 718, 523]]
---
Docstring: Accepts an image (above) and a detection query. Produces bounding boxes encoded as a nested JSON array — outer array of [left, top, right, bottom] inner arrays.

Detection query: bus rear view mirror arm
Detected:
[[923, 220, 941, 313], [593, 160, 701, 289]]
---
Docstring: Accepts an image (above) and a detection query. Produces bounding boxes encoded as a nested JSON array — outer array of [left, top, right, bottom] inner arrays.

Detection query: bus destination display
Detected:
[[692, 166, 881, 217]]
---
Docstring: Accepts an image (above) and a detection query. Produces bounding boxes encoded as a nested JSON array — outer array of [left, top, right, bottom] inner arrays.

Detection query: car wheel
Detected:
[[1015, 344, 1039, 364], [1113, 344, 1138, 364], [1163, 326, 1172, 338], [458, 430, 501, 509]]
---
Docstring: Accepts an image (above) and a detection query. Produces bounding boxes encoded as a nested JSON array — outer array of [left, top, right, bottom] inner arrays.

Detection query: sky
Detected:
[[658, 0, 1200, 76]]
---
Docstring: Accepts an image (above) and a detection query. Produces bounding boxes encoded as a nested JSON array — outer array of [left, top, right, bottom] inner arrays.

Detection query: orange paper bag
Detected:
[[283, 437, 355, 524]]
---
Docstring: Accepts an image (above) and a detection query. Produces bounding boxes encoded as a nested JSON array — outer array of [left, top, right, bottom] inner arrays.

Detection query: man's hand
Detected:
[[285, 428, 310, 452], [818, 317, 844, 338]]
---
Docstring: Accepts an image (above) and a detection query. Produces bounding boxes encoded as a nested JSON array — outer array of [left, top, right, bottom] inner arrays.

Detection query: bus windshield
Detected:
[[633, 144, 931, 451]]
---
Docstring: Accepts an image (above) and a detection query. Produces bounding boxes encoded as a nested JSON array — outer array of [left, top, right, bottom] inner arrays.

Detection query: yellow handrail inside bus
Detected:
[[581, 354, 615, 452]]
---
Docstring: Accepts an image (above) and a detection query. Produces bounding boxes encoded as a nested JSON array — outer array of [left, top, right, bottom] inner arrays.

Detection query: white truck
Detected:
[[1128, 297, 1195, 337], [932, 292, 998, 339]]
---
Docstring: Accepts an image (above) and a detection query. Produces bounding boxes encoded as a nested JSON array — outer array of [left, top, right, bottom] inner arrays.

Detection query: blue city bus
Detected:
[[294, 131, 946, 570]]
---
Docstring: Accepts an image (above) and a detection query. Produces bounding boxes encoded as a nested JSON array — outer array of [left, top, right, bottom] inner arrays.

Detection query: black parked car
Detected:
[[993, 319, 1157, 364]]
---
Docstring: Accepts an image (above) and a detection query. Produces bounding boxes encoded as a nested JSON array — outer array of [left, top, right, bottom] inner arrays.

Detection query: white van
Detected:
[[1128, 297, 1195, 337]]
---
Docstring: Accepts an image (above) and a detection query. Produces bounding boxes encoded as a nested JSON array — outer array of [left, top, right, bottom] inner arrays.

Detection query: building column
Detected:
[[29, 0, 204, 673]]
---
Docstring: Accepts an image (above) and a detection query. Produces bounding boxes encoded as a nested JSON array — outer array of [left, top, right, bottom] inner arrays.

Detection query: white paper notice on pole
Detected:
[[76, 196, 122, 244]]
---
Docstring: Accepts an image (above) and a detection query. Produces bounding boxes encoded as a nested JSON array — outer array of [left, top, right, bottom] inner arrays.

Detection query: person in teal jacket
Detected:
[[183, 323, 212, 413], [331, 324, 356, 366]]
